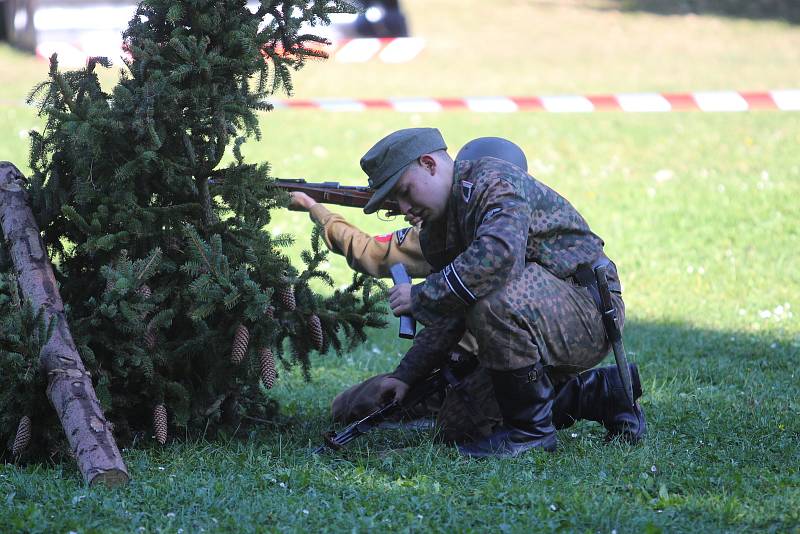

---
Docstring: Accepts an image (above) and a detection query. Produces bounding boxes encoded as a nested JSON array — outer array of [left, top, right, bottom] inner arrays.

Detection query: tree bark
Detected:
[[0, 162, 129, 487]]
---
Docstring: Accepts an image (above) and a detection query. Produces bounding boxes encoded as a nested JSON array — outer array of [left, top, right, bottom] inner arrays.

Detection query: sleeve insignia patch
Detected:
[[461, 180, 474, 202], [395, 227, 412, 246], [482, 207, 503, 224], [374, 232, 393, 243]]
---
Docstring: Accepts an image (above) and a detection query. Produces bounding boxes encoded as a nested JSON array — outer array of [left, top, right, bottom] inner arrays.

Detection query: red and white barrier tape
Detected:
[[327, 37, 425, 63], [36, 37, 424, 68], [272, 91, 800, 112]]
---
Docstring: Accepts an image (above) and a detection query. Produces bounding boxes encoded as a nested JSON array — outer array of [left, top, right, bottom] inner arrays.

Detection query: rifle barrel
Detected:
[[273, 178, 401, 214]]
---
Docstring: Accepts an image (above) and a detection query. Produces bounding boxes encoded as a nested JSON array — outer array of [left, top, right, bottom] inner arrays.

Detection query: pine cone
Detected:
[[264, 305, 275, 320], [231, 324, 249, 364], [259, 347, 276, 389], [276, 286, 296, 311], [137, 284, 152, 300], [308, 314, 324, 351], [104, 278, 115, 295], [153, 404, 168, 445], [12, 416, 31, 456]]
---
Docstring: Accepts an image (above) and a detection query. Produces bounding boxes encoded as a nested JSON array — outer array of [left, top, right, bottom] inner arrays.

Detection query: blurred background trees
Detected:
[[617, 0, 799, 23]]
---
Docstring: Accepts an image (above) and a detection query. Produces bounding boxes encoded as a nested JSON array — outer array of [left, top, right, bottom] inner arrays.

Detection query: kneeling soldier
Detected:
[[358, 128, 644, 457], [291, 135, 646, 453]]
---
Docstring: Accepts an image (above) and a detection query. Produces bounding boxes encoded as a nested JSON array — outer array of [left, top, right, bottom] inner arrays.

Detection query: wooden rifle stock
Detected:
[[272, 178, 402, 216]]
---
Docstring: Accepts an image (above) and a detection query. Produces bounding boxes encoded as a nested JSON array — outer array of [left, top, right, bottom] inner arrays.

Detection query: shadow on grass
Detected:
[[285, 317, 799, 457], [623, 318, 797, 380], [603, 0, 800, 24]]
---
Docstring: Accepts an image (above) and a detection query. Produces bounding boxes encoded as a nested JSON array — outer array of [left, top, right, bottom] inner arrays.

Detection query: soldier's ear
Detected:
[[419, 154, 436, 175]]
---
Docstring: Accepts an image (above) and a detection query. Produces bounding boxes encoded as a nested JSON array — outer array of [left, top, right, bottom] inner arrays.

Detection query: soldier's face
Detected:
[[391, 154, 453, 225]]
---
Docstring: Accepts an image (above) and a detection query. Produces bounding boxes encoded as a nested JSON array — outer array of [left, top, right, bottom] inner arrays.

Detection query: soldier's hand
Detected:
[[377, 376, 410, 404], [288, 192, 318, 211], [404, 212, 423, 226], [388, 283, 413, 316]]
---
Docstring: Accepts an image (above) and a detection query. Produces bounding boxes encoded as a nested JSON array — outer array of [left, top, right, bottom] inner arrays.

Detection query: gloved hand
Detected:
[[375, 376, 410, 404]]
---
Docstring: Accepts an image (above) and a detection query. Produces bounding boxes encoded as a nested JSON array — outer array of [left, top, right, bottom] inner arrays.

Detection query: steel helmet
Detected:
[[455, 137, 528, 172]]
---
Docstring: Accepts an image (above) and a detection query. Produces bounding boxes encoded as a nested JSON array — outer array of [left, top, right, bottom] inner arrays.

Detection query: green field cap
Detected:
[[361, 127, 447, 214]]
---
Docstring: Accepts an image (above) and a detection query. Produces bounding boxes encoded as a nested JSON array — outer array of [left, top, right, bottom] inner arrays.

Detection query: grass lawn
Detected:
[[1, 1, 799, 532]]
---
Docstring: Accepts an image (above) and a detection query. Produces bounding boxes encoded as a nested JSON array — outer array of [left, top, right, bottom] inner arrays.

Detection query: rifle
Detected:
[[313, 351, 479, 454], [272, 178, 402, 216]]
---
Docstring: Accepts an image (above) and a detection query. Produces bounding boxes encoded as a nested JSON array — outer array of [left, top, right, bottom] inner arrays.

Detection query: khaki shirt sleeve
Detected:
[[308, 204, 432, 279]]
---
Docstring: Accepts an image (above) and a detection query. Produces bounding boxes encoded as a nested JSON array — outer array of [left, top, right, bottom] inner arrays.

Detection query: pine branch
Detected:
[[135, 247, 162, 281], [182, 224, 217, 278], [6, 0, 381, 455]]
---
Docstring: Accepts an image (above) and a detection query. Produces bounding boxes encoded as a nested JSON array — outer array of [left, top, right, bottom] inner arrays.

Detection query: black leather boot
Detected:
[[551, 364, 646, 443], [457, 363, 557, 458]]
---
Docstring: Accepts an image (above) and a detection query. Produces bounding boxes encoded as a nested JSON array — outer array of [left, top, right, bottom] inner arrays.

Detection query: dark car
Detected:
[[349, 0, 409, 38]]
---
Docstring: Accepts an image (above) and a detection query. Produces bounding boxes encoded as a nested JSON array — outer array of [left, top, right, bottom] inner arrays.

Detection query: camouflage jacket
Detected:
[[411, 156, 620, 322], [393, 156, 620, 385]]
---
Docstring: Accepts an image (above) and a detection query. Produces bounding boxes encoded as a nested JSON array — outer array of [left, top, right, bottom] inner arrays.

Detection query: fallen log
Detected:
[[0, 161, 129, 487]]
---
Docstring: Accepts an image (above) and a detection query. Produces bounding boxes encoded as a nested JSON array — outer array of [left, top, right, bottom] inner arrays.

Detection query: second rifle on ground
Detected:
[[313, 351, 479, 454]]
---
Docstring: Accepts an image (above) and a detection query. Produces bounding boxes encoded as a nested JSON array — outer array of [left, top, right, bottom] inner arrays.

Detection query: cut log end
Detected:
[[0, 162, 25, 192], [89, 469, 130, 488]]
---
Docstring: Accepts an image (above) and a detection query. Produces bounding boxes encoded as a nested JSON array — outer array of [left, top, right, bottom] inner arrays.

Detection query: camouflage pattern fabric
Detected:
[[307, 204, 480, 359], [434, 365, 501, 443], [393, 156, 624, 384], [466, 261, 625, 372], [330, 368, 501, 444], [331, 373, 440, 424]]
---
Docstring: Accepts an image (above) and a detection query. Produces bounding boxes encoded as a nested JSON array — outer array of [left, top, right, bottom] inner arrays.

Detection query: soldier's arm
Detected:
[[307, 203, 432, 279], [390, 315, 467, 386], [410, 174, 532, 323]]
